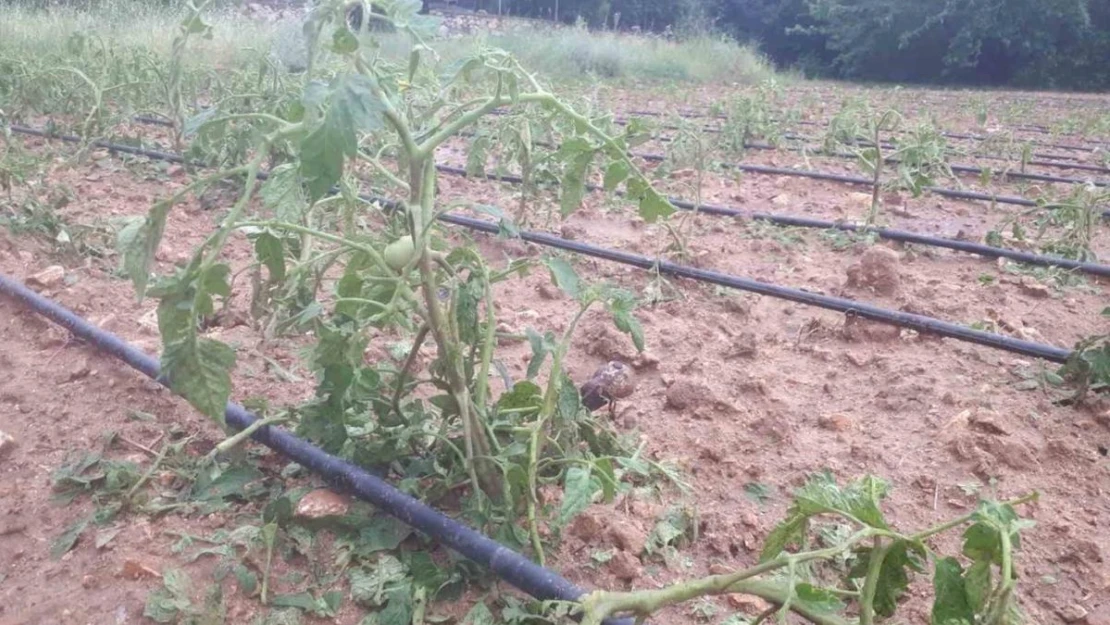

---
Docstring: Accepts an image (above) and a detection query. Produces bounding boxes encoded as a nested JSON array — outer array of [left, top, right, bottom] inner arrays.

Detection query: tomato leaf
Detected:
[[932, 557, 975, 625]]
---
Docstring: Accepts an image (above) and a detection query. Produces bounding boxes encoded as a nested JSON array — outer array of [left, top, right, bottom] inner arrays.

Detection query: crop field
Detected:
[[0, 2, 1108, 625]]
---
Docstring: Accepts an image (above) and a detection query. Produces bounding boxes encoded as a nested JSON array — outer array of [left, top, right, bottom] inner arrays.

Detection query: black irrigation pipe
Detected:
[[614, 114, 1110, 173], [0, 275, 632, 625], [11, 123, 1110, 278], [136, 110, 1110, 178], [435, 165, 1110, 278], [630, 150, 1110, 217], [627, 108, 1110, 153], [625, 121, 1110, 185], [15, 121, 1110, 269], [4, 124, 1077, 361], [110, 117, 1110, 206], [435, 212, 1075, 363]]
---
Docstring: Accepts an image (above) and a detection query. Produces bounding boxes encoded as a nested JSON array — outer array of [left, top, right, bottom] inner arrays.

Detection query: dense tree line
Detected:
[[483, 0, 1110, 90]]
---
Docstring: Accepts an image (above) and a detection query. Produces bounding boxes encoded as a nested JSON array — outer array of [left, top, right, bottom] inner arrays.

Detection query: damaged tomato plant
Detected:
[[118, 0, 678, 564]]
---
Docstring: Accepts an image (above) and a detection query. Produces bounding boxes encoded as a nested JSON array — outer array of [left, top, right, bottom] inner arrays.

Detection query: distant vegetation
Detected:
[[487, 0, 1110, 90]]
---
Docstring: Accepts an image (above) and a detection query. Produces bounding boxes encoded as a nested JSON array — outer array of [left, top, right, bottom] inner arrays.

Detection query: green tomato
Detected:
[[383, 236, 416, 272]]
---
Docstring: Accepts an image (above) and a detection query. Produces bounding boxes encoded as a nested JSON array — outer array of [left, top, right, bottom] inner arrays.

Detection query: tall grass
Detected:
[[1, 0, 773, 84], [0, 0, 281, 68], [486, 27, 773, 84]]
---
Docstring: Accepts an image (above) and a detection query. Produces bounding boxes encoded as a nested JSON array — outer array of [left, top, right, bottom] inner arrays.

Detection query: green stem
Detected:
[[858, 537, 890, 625], [357, 149, 410, 191], [210, 415, 286, 459], [125, 442, 170, 503], [473, 260, 497, 411], [391, 324, 429, 424]]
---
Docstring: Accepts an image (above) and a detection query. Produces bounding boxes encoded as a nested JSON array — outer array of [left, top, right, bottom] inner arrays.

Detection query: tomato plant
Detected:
[[118, 0, 680, 560]]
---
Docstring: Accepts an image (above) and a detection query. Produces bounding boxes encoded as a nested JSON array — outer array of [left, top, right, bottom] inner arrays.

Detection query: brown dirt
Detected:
[[2, 83, 1110, 625]]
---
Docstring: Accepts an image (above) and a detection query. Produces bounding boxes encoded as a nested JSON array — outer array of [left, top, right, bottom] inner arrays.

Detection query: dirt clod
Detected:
[[665, 378, 713, 411], [728, 594, 773, 613], [817, 413, 853, 432], [28, 265, 66, 288], [1018, 279, 1051, 299], [568, 510, 604, 540], [608, 551, 643, 581], [121, 560, 160, 580], [723, 331, 759, 359], [609, 520, 648, 555], [1085, 605, 1110, 625], [846, 246, 901, 295], [1058, 605, 1089, 623]]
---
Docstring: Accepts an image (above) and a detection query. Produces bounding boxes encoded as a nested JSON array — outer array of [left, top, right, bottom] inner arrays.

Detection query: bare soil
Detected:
[[2, 83, 1109, 625]]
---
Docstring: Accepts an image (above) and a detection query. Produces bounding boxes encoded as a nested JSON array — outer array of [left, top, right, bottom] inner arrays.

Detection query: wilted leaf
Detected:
[[118, 200, 172, 297], [603, 161, 630, 192], [51, 517, 89, 560], [301, 74, 385, 201], [556, 465, 594, 528], [932, 557, 974, 625], [260, 163, 307, 222], [544, 256, 581, 299]]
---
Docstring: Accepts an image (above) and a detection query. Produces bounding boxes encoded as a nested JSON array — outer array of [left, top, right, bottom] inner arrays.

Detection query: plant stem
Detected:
[[210, 415, 286, 459], [579, 528, 875, 625], [858, 537, 889, 625], [125, 441, 170, 503], [391, 324, 429, 424]]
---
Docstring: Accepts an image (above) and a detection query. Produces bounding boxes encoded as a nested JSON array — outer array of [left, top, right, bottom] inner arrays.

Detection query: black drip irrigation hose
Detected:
[[10, 123, 1110, 278], [626, 108, 1110, 154], [2, 123, 1084, 362], [631, 150, 1110, 216], [613, 115, 1110, 175], [435, 212, 1075, 363], [436, 165, 1110, 278], [123, 112, 1110, 190], [0, 274, 633, 625]]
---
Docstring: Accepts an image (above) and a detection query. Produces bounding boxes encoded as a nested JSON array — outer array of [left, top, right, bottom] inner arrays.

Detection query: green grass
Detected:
[[0, 0, 277, 69], [0, 0, 772, 85], [484, 27, 773, 84]]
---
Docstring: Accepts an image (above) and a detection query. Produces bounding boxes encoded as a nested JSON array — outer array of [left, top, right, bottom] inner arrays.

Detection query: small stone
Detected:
[[771, 193, 793, 207], [294, 489, 350, 519], [608, 551, 642, 581], [0, 430, 15, 458], [82, 574, 96, 588], [1058, 605, 1088, 623], [708, 562, 731, 575], [817, 414, 853, 432], [28, 265, 66, 288]]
